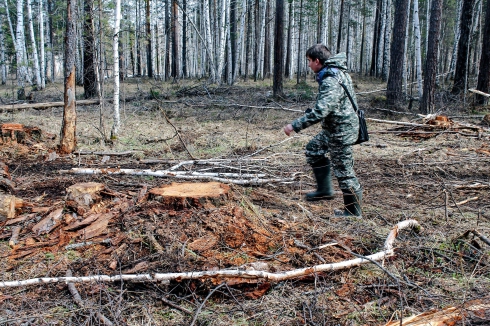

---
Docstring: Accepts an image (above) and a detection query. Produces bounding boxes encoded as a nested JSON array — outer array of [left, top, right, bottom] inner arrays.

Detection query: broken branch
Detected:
[[0, 220, 420, 288]]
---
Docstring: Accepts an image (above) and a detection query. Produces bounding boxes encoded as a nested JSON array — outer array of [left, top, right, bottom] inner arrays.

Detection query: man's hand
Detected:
[[283, 124, 294, 136]]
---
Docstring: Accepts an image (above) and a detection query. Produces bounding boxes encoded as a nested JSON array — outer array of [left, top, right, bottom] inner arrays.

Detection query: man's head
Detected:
[[306, 44, 332, 73]]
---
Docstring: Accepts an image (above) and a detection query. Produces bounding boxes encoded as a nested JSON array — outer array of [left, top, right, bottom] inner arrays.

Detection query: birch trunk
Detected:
[[26, 0, 41, 87], [376, 0, 386, 77], [39, 0, 46, 89], [448, 0, 463, 78], [216, 0, 229, 84], [16, 0, 29, 88], [0, 14, 6, 84], [413, 0, 423, 99], [236, 0, 246, 78], [403, 0, 412, 95], [111, 0, 121, 138], [285, 0, 293, 78], [203, 0, 216, 81]]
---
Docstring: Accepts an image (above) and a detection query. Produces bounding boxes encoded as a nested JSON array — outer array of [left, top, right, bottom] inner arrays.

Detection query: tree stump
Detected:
[[66, 182, 105, 215], [149, 182, 231, 209], [0, 194, 24, 221]]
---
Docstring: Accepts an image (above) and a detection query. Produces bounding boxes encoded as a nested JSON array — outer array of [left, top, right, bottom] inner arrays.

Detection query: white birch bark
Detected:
[[216, 0, 229, 84], [27, 0, 42, 87], [39, 0, 46, 89], [0, 14, 6, 84], [112, 0, 121, 137], [203, 0, 216, 81], [413, 0, 423, 98], [402, 0, 411, 94], [16, 0, 30, 87], [4, 0, 18, 53], [237, 0, 246, 78], [448, 0, 463, 77]]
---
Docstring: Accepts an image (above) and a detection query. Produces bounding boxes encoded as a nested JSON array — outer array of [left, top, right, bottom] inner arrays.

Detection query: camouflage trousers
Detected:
[[305, 131, 361, 191]]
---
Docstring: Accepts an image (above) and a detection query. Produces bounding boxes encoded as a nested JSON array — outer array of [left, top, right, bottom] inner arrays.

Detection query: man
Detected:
[[283, 44, 362, 217]]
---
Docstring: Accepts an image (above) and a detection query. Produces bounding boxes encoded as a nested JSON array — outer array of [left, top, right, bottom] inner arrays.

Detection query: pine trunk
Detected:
[[476, 0, 490, 104], [285, 0, 293, 78], [0, 14, 6, 85], [263, 0, 271, 79], [83, 0, 97, 98], [452, 0, 476, 94], [413, 0, 423, 99], [171, 0, 179, 80], [273, 0, 285, 97], [60, 0, 77, 154], [165, 0, 170, 80], [296, 0, 303, 84], [420, 0, 443, 113], [182, 0, 187, 77], [146, 0, 152, 78], [386, 0, 409, 106]]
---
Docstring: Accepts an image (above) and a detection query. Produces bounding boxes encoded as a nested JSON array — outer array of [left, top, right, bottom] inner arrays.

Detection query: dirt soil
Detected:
[[0, 77, 489, 325]]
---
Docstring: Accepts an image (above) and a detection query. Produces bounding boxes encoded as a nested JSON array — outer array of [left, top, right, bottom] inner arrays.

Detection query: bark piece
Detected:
[[9, 226, 21, 247], [76, 213, 112, 240], [31, 208, 64, 235], [149, 182, 230, 209], [63, 213, 103, 231], [0, 194, 23, 221]]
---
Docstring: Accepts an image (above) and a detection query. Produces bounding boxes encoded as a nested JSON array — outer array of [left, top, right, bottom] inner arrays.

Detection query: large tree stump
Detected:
[[149, 182, 231, 209]]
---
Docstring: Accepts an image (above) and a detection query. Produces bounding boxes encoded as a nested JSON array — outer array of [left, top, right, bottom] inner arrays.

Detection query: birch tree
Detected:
[[16, 0, 30, 88], [413, 0, 423, 99], [0, 14, 6, 85], [60, 0, 77, 154], [112, 0, 121, 138], [39, 0, 46, 89], [27, 0, 41, 87]]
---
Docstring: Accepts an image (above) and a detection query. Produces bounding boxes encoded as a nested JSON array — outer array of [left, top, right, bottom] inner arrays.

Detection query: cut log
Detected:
[[384, 298, 490, 325], [66, 182, 105, 215], [0, 194, 24, 221], [149, 182, 231, 208]]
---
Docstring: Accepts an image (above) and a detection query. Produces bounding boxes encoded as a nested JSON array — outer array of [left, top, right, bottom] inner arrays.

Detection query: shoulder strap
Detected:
[[322, 68, 359, 113]]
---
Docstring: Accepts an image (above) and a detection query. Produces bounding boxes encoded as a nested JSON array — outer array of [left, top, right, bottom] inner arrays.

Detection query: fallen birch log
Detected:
[[0, 97, 138, 112], [60, 167, 296, 185], [0, 219, 420, 288], [468, 88, 490, 97]]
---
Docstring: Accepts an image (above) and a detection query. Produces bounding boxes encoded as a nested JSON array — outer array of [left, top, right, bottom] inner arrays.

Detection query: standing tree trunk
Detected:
[[370, 0, 381, 76], [413, 0, 423, 99], [136, 0, 142, 76], [381, 0, 392, 81], [112, 0, 121, 138], [48, 0, 55, 82], [359, 0, 366, 75], [146, 0, 153, 78], [254, 0, 260, 81], [27, 0, 41, 87], [420, 0, 443, 113], [171, 0, 179, 80], [39, 0, 46, 89], [337, 0, 345, 52], [83, 0, 97, 98], [0, 14, 6, 85], [296, 0, 303, 84], [230, 0, 237, 81], [263, 0, 271, 79], [60, 0, 77, 154], [245, 0, 252, 80], [182, 0, 187, 77], [476, 0, 490, 104], [165, 0, 170, 80], [16, 0, 29, 88], [285, 0, 293, 78], [451, 0, 476, 95], [386, 0, 409, 106], [273, 0, 285, 97]]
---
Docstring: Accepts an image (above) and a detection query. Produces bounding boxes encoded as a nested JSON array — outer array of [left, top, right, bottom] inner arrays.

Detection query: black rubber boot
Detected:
[[306, 158, 335, 201], [334, 188, 362, 217]]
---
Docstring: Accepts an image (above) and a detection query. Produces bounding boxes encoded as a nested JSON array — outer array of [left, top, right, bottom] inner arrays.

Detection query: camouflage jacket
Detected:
[[291, 52, 359, 145]]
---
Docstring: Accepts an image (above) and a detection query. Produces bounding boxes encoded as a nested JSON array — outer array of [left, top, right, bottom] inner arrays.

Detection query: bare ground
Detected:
[[0, 77, 489, 325]]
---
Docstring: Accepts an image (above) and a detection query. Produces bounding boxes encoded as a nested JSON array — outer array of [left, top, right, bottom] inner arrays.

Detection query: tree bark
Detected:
[[476, 0, 490, 105], [146, 0, 153, 78], [285, 0, 293, 78], [165, 0, 170, 80], [452, 0, 476, 95], [60, 0, 77, 154], [27, 0, 41, 87], [263, 0, 271, 79], [296, 0, 303, 84], [111, 0, 121, 138], [370, 0, 381, 76], [420, 0, 443, 113], [0, 14, 6, 85], [83, 0, 97, 98], [413, 0, 423, 99], [39, 0, 46, 89], [386, 0, 409, 106], [171, 0, 180, 80], [182, 0, 187, 77], [337, 0, 345, 52], [273, 0, 285, 97]]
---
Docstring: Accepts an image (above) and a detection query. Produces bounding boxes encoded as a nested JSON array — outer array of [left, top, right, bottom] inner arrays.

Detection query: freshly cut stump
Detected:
[[149, 182, 231, 209]]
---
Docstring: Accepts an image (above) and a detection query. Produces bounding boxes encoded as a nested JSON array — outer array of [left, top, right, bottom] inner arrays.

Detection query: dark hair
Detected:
[[306, 44, 332, 64]]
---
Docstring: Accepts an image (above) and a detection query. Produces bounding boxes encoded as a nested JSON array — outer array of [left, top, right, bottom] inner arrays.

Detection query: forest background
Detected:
[[0, 0, 490, 324]]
